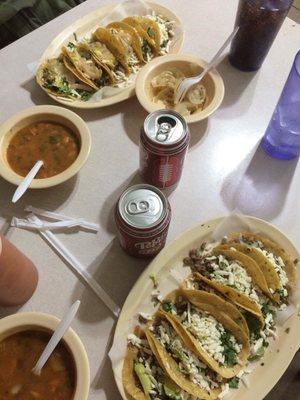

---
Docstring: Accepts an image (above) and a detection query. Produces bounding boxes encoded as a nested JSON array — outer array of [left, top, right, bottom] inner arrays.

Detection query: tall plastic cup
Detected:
[[229, 0, 293, 71], [262, 51, 300, 160]]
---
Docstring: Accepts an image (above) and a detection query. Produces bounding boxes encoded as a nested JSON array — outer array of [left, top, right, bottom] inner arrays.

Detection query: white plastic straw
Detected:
[[11, 216, 92, 231], [25, 205, 99, 232], [28, 215, 120, 318]]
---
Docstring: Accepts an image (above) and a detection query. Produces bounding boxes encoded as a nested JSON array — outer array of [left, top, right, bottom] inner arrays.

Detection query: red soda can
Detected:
[[140, 110, 190, 188], [115, 184, 171, 258]]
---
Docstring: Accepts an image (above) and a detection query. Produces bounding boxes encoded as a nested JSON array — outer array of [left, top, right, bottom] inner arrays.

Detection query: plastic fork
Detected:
[[174, 27, 239, 105]]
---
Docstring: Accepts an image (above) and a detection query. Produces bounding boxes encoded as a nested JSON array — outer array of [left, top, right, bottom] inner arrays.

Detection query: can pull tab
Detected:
[[155, 116, 177, 142], [126, 200, 150, 215]]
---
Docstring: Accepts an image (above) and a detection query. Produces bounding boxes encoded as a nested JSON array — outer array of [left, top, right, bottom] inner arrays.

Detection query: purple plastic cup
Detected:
[[262, 51, 300, 160]]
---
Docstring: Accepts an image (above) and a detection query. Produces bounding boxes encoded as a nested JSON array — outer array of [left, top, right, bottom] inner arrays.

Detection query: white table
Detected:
[[0, 1, 299, 398]]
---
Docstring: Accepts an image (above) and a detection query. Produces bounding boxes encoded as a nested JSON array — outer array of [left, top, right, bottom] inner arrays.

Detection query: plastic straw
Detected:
[[11, 216, 92, 231], [25, 205, 99, 232], [28, 215, 120, 318]]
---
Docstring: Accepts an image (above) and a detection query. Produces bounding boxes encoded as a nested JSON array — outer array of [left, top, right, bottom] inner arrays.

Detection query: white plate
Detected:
[[38, 2, 184, 109], [113, 215, 300, 400]]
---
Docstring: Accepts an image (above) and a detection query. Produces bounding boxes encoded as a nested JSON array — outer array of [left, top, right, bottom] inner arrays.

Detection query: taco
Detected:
[[62, 44, 109, 90], [36, 57, 94, 101], [145, 311, 226, 399], [183, 274, 249, 336], [156, 289, 249, 379], [107, 22, 147, 64], [74, 41, 116, 84], [122, 17, 157, 59], [123, 327, 195, 400], [124, 14, 173, 55], [138, 17, 162, 52], [187, 245, 280, 324], [140, 14, 174, 54], [92, 27, 137, 75], [226, 232, 296, 300], [185, 272, 278, 362], [87, 41, 117, 69]]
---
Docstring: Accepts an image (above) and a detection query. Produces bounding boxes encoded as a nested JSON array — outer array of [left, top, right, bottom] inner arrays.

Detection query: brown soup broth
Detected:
[[0, 330, 76, 400], [7, 121, 80, 179]]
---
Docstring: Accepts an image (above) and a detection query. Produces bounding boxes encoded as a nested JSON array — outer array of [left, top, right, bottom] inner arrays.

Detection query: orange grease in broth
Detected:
[[7, 121, 80, 178], [0, 330, 76, 400]]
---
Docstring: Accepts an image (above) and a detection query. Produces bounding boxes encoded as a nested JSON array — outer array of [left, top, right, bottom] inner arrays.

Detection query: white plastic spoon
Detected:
[[12, 160, 44, 203], [32, 300, 80, 376]]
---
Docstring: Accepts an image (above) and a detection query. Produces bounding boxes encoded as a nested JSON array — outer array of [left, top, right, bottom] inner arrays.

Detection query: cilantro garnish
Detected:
[[162, 302, 174, 313], [161, 39, 169, 49], [79, 90, 94, 101], [244, 313, 261, 336], [220, 331, 237, 367], [67, 42, 75, 49], [228, 376, 240, 389]]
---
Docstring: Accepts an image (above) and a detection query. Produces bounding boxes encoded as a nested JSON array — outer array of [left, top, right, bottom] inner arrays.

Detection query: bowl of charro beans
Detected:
[[0, 311, 90, 399], [0, 105, 91, 188]]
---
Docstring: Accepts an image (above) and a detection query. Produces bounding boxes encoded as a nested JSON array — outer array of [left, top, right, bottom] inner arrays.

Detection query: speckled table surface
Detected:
[[0, 0, 299, 399]]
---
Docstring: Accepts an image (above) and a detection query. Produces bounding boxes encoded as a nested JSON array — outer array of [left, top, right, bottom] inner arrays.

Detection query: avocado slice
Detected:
[[163, 377, 182, 399], [134, 363, 152, 394]]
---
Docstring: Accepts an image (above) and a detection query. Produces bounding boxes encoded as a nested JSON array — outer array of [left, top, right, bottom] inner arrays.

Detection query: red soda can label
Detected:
[[140, 110, 190, 189], [115, 184, 171, 258]]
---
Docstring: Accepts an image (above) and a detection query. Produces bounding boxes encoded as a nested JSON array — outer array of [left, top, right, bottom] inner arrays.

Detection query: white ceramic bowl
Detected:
[[0, 312, 90, 400], [0, 105, 91, 188], [135, 54, 225, 123]]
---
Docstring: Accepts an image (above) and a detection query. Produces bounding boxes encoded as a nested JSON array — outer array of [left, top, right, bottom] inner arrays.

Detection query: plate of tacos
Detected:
[[36, 1, 184, 108], [112, 215, 299, 400]]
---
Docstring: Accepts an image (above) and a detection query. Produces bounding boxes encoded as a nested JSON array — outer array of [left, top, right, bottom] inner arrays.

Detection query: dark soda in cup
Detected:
[[229, 0, 293, 71]]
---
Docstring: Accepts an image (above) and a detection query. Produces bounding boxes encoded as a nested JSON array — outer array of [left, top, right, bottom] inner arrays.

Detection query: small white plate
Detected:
[[112, 215, 300, 400], [135, 54, 225, 123]]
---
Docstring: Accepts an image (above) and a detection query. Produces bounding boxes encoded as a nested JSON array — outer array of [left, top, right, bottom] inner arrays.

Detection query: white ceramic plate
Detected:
[[113, 215, 300, 400], [38, 2, 184, 109]]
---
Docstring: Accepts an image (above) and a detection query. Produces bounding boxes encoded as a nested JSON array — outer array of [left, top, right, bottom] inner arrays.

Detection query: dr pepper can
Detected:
[[115, 184, 171, 258], [140, 110, 190, 189]]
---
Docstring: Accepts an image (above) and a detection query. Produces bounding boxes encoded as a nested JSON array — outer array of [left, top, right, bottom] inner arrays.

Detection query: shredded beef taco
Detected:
[[157, 289, 249, 379], [36, 57, 94, 101], [123, 327, 196, 400], [184, 244, 283, 328], [145, 312, 225, 399], [226, 232, 296, 299], [183, 274, 249, 336], [183, 262, 278, 361]]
